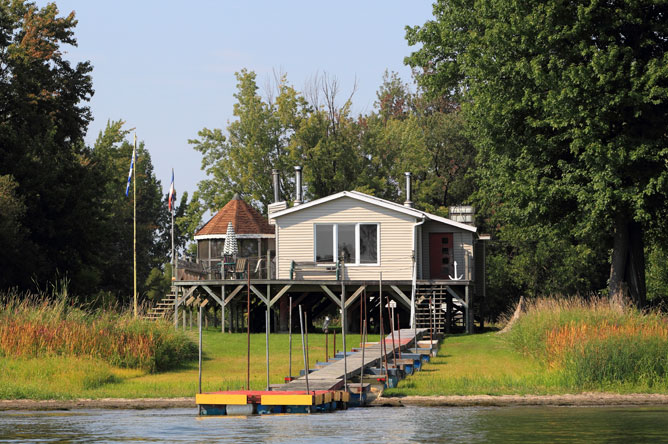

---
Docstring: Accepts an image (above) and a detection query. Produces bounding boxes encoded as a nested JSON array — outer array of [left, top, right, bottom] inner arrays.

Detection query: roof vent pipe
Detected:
[[294, 166, 303, 206], [272, 169, 280, 203], [404, 172, 413, 208]]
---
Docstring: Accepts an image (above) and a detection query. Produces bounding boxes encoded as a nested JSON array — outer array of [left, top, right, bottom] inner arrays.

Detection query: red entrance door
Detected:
[[429, 233, 454, 279]]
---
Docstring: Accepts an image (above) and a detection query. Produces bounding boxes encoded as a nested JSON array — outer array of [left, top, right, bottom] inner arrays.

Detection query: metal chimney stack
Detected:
[[404, 172, 413, 208], [272, 169, 280, 203], [294, 166, 303, 206]]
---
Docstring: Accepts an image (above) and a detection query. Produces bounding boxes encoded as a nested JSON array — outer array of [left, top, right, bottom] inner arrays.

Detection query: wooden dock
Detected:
[[196, 327, 432, 415], [274, 328, 428, 392]]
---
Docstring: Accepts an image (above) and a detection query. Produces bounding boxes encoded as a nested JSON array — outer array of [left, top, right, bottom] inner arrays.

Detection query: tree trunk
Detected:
[[627, 221, 646, 307], [609, 214, 646, 308]]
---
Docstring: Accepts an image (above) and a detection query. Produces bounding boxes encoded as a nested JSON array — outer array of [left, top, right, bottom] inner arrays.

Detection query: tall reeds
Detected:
[[505, 297, 668, 388], [0, 291, 197, 372]]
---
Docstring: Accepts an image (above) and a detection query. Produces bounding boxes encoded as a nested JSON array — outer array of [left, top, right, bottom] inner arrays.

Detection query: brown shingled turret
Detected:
[[195, 194, 274, 236]]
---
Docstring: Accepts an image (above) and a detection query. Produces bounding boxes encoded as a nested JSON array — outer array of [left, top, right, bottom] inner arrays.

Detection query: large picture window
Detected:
[[314, 223, 379, 265]]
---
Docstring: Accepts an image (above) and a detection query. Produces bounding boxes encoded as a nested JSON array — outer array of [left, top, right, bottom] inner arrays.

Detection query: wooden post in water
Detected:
[[379, 273, 383, 371], [288, 296, 293, 380], [429, 294, 433, 346], [387, 301, 397, 365], [198, 304, 202, 394], [298, 305, 310, 393], [305, 312, 311, 380], [341, 281, 348, 392], [359, 319, 367, 406], [397, 313, 402, 359], [265, 309, 270, 391]]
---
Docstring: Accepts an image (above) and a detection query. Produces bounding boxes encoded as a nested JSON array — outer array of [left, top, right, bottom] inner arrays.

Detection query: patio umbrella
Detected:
[[223, 222, 238, 256]]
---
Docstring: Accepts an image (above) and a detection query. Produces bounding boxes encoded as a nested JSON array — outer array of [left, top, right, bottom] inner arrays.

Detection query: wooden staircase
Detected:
[[143, 290, 177, 321], [415, 284, 464, 333]]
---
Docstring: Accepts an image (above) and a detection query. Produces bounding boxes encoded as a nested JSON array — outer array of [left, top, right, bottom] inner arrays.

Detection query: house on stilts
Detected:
[[172, 167, 488, 334]]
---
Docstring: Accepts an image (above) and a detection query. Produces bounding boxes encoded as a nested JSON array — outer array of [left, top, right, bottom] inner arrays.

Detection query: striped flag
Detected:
[[125, 142, 136, 196], [168, 169, 176, 211]]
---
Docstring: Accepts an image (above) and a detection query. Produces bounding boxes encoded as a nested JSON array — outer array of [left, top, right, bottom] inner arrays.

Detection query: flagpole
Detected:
[[171, 169, 176, 285], [133, 133, 138, 318]]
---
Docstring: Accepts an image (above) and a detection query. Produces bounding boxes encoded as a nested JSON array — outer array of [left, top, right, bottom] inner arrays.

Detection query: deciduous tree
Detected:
[[406, 0, 668, 306]]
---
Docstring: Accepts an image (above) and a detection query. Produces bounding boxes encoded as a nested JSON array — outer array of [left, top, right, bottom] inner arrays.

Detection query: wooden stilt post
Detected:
[[465, 285, 472, 334], [221, 285, 225, 333], [246, 262, 251, 390]]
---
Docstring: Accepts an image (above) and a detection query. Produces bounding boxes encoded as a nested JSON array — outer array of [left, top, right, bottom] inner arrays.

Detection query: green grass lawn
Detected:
[[385, 331, 668, 396], [0, 328, 366, 400], [3, 327, 665, 400], [385, 332, 568, 396]]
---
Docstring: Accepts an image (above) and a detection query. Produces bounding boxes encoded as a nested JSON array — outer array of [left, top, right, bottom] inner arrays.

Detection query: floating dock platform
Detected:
[[197, 390, 350, 415]]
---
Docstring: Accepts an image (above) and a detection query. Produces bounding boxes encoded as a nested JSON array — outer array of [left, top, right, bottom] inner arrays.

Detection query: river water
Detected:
[[1, 405, 667, 443]]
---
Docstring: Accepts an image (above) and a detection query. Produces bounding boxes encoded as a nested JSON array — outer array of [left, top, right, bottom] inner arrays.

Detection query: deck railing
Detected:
[[176, 255, 275, 281]]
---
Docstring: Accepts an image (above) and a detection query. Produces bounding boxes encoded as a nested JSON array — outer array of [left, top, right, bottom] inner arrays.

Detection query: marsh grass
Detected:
[[0, 291, 197, 372], [507, 297, 668, 390]]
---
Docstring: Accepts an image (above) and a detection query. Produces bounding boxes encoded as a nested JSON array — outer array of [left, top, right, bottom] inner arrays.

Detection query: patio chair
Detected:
[[234, 257, 247, 279]]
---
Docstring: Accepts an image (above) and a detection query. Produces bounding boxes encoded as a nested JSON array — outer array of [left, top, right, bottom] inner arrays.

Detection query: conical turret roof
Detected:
[[195, 194, 274, 237]]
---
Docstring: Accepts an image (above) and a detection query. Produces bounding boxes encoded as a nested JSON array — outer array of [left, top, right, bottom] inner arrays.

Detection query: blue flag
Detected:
[[125, 144, 136, 196]]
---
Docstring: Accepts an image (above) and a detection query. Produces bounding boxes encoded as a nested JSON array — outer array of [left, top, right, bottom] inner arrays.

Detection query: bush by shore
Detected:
[[0, 292, 197, 372]]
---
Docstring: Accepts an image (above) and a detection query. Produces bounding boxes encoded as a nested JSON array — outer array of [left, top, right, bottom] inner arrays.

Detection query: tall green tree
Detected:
[[189, 69, 297, 214], [358, 72, 476, 214], [0, 0, 95, 291], [406, 0, 668, 306]]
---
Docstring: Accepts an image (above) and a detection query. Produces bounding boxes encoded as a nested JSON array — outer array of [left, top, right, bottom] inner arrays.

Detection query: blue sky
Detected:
[[40, 1, 434, 197]]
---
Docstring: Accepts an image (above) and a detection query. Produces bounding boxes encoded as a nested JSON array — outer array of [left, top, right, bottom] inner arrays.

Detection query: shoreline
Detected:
[[2, 393, 668, 411]]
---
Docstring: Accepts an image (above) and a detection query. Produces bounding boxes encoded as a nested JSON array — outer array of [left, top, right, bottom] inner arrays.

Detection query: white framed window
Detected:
[[314, 223, 379, 265]]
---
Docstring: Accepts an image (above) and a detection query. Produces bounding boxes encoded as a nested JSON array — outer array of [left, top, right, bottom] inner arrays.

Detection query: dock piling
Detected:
[[341, 281, 347, 392], [397, 313, 402, 359], [298, 305, 310, 393], [387, 301, 397, 365], [288, 296, 292, 380], [266, 309, 270, 391], [198, 304, 202, 394]]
